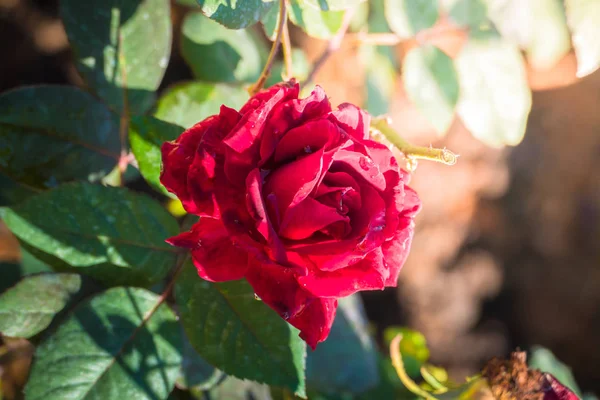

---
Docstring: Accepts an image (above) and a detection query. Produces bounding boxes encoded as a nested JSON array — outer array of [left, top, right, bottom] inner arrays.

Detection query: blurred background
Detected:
[[1, 0, 599, 397]]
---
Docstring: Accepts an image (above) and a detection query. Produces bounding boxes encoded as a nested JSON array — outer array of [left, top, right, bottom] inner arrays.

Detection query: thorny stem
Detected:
[[248, 0, 288, 96], [371, 117, 458, 167], [281, 18, 293, 80], [390, 335, 440, 400], [302, 7, 356, 87]]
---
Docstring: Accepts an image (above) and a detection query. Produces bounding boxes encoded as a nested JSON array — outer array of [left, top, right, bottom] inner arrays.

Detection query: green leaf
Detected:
[[129, 116, 184, 196], [565, 0, 600, 77], [0, 247, 52, 294], [261, 2, 280, 40], [289, 0, 345, 39], [205, 376, 271, 400], [441, 0, 490, 29], [154, 82, 249, 129], [487, 0, 570, 69], [363, 48, 396, 116], [306, 295, 379, 396], [175, 260, 307, 397], [176, 0, 199, 6], [455, 33, 532, 147], [2, 183, 179, 287], [0, 273, 81, 338], [25, 287, 182, 400], [384, 0, 439, 39], [196, 0, 277, 29], [60, 0, 171, 114], [402, 45, 459, 134], [265, 49, 311, 87], [0, 86, 120, 190], [528, 346, 582, 397], [177, 327, 224, 390], [0, 173, 39, 207], [350, 1, 369, 32], [383, 327, 430, 379], [301, 0, 365, 12], [181, 12, 265, 83]]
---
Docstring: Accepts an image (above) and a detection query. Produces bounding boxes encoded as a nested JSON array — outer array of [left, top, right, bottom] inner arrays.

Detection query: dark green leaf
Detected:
[[181, 12, 265, 83], [306, 295, 379, 395], [2, 183, 179, 287], [565, 0, 600, 77], [154, 82, 249, 129], [129, 116, 184, 196], [0, 173, 39, 206], [196, 0, 277, 29], [25, 287, 182, 400], [0, 247, 52, 294], [206, 376, 271, 400], [301, 0, 365, 12], [60, 0, 172, 114], [455, 33, 531, 147], [177, 327, 224, 390], [402, 45, 459, 134], [175, 260, 307, 397], [289, 0, 345, 39], [384, 0, 439, 39], [528, 346, 582, 397], [0, 273, 81, 338], [487, 0, 570, 69], [0, 86, 120, 190]]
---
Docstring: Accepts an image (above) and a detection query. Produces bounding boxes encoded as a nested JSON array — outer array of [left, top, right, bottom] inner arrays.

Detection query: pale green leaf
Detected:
[[565, 0, 600, 77], [384, 0, 439, 39], [289, 0, 345, 39], [196, 0, 277, 29]]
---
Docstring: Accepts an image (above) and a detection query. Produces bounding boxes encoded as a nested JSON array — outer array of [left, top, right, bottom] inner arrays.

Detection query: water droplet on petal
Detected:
[[304, 145, 312, 154]]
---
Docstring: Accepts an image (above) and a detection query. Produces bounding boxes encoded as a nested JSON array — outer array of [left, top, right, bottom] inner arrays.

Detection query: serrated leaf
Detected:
[[181, 12, 265, 83], [176, 327, 224, 390], [175, 260, 307, 397], [384, 0, 439, 39], [25, 287, 182, 400], [154, 82, 249, 129], [196, 0, 277, 29], [566, 0, 600, 77], [487, 0, 571, 69], [0, 273, 81, 338], [129, 116, 184, 196], [0, 86, 120, 190], [306, 295, 379, 395], [301, 0, 364, 12], [60, 0, 171, 115], [529, 346, 582, 397], [2, 183, 179, 287], [402, 45, 459, 135], [289, 0, 345, 39], [206, 376, 272, 400], [455, 33, 532, 147]]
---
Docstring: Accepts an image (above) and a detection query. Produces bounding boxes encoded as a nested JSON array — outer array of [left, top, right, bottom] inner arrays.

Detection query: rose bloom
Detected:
[[161, 81, 420, 348]]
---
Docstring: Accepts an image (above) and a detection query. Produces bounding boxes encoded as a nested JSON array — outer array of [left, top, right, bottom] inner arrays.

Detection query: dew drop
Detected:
[[304, 145, 312, 154], [358, 157, 370, 171], [254, 293, 262, 301]]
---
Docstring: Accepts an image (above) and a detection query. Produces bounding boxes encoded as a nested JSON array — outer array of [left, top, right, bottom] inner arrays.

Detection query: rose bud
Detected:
[[160, 81, 421, 348]]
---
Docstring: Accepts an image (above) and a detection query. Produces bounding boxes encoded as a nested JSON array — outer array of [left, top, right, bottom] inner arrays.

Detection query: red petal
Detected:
[[279, 197, 349, 240], [381, 218, 415, 286], [329, 103, 371, 141], [166, 218, 248, 282], [543, 373, 581, 400], [287, 297, 337, 350], [185, 147, 219, 216], [297, 249, 387, 297], [274, 119, 337, 163], [331, 149, 386, 192]]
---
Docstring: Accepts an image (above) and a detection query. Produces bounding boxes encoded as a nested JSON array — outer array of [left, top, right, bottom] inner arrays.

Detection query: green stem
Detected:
[[390, 335, 440, 400], [371, 117, 457, 166]]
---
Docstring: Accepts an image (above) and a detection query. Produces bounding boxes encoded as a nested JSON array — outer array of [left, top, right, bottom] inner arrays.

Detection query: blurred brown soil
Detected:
[[1, 0, 600, 397]]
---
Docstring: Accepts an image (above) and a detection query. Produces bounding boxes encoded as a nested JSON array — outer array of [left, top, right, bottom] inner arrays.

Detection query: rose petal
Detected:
[[185, 147, 219, 216], [279, 196, 349, 240], [329, 103, 371, 141], [331, 149, 386, 191], [381, 218, 415, 286], [297, 248, 387, 297], [167, 218, 248, 282], [274, 119, 337, 163], [287, 297, 337, 350]]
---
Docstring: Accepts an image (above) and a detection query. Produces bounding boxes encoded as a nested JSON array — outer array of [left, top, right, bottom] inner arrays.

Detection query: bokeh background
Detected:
[[1, 0, 598, 397]]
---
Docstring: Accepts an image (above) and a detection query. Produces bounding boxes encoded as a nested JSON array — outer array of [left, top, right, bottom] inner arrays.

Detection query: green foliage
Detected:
[[154, 82, 249, 129], [2, 183, 179, 287], [289, 0, 345, 39], [402, 45, 459, 134], [529, 346, 582, 397], [129, 116, 185, 196], [384, 0, 439, 39], [181, 12, 265, 83], [565, 0, 600, 77], [266, 49, 311, 87], [195, 0, 277, 29], [60, 0, 171, 114], [0, 273, 82, 338], [206, 376, 271, 399], [25, 287, 182, 400], [455, 31, 532, 147], [177, 328, 224, 390], [301, 0, 365, 11], [442, 0, 489, 28], [0, 86, 120, 191], [175, 260, 307, 397]]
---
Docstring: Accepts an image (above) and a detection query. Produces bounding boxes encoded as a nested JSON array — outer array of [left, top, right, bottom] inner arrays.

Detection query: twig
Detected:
[[352, 23, 468, 47], [390, 334, 440, 400], [281, 19, 293, 80], [302, 7, 356, 87], [248, 0, 288, 95]]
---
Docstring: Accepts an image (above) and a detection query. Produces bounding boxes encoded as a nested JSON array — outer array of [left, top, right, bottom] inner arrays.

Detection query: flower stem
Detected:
[[281, 19, 293, 80], [248, 0, 288, 96], [390, 334, 440, 400], [371, 117, 457, 167]]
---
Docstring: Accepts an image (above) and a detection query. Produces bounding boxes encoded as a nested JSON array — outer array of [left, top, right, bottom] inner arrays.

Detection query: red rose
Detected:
[[161, 81, 420, 348]]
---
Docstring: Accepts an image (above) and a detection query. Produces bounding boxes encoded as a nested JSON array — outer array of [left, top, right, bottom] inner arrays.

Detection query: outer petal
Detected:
[[329, 103, 371, 141], [381, 218, 415, 287], [166, 218, 248, 282], [287, 297, 337, 350], [297, 248, 387, 297]]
